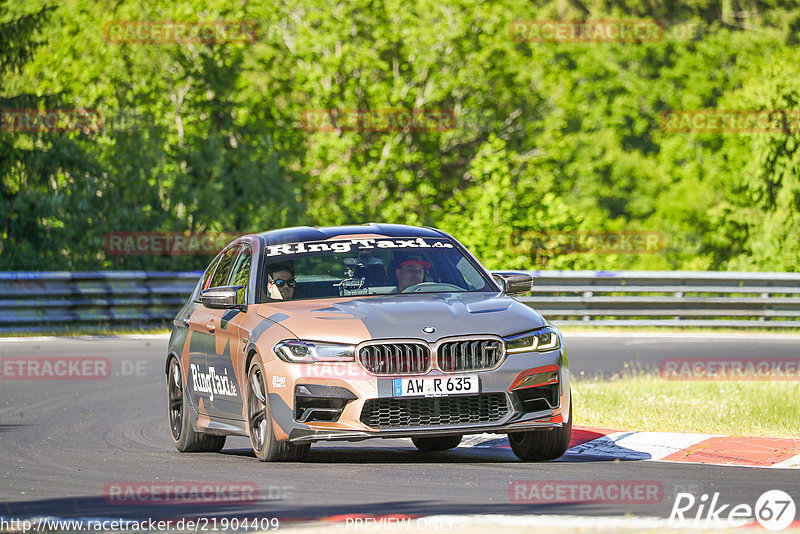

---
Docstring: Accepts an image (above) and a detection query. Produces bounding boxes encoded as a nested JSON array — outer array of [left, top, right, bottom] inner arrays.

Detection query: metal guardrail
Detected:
[[0, 271, 201, 333], [0, 270, 798, 332], [519, 270, 800, 328]]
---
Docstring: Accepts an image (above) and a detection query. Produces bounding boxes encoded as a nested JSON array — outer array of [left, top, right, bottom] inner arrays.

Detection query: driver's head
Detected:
[[267, 262, 295, 300], [395, 255, 430, 292]]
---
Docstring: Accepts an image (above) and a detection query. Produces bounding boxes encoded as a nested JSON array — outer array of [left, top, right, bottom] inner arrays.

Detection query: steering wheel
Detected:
[[401, 282, 465, 293]]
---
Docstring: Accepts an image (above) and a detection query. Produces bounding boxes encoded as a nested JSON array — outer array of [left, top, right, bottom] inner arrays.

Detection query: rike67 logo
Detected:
[[670, 490, 796, 531]]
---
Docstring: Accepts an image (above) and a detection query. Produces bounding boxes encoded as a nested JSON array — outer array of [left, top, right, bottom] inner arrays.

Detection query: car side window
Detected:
[[227, 245, 252, 305], [198, 256, 222, 298], [455, 257, 487, 290], [209, 245, 240, 288]]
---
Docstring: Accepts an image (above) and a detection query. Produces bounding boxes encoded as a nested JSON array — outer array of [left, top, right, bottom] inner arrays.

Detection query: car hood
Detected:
[[256, 292, 545, 345]]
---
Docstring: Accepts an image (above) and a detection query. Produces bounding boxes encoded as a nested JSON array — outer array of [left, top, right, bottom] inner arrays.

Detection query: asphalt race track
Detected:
[[1, 333, 798, 527], [564, 331, 800, 378]]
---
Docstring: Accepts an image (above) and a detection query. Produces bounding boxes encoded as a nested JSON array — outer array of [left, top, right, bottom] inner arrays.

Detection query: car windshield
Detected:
[[260, 236, 494, 301]]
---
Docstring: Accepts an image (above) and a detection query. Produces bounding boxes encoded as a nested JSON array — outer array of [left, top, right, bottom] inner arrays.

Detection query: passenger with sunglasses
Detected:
[[266, 263, 296, 300]]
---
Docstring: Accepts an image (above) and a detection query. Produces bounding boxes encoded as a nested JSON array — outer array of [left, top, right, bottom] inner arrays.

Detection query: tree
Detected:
[[0, 3, 102, 269]]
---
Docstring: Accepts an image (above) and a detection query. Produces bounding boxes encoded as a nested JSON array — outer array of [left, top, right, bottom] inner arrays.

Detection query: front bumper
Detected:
[[264, 344, 570, 444], [287, 416, 566, 443]]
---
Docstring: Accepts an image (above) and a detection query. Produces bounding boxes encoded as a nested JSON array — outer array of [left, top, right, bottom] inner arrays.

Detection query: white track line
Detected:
[[771, 453, 800, 469]]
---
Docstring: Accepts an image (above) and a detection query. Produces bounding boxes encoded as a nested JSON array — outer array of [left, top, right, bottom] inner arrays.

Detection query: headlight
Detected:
[[504, 327, 560, 353], [274, 340, 355, 363]]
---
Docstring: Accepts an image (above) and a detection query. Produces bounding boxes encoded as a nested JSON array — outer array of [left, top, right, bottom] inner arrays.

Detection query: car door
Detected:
[[187, 245, 239, 418], [184, 254, 218, 413], [204, 243, 252, 420]]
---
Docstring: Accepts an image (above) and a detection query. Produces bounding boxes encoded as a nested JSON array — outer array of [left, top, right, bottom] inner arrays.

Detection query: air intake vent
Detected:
[[360, 393, 509, 428]]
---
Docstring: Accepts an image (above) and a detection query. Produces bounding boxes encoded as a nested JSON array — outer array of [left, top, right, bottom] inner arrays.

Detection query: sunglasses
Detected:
[[271, 278, 296, 288]]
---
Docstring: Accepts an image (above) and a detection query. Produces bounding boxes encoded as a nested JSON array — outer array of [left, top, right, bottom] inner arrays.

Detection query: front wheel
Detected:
[[246, 359, 310, 462], [412, 435, 462, 451], [508, 400, 572, 461], [167, 357, 226, 452]]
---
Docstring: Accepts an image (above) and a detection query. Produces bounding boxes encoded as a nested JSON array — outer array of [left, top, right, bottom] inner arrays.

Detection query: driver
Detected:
[[394, 254, 430, 292], [266, 262, 296, 300]]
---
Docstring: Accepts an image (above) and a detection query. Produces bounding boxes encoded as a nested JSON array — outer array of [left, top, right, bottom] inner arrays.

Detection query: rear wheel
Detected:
[[167, 357, 226, 452], [412, 435, 462, 451], [246, 359, 310, 462], [508, 399, 572, 461]]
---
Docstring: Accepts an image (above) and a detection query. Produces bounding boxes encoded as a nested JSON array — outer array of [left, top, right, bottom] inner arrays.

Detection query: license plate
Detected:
[[392, 375, 480, 397]]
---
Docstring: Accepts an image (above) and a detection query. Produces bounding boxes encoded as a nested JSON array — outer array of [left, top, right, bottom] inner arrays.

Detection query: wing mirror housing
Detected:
[[491, 272, 533, 295], [199, 285, 245, 310]]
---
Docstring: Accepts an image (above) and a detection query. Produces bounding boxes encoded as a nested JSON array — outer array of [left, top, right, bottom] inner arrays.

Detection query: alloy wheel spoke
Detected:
[[168, 362, 183, 440], [256, 419, 267, 447], [251, 409, 265, 427], [250, 372, 266, 404], [171, 364, 182, 389]]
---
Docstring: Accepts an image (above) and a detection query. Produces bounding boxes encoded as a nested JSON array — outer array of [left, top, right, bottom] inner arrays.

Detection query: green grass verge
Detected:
[[573, 373, 800, 438]]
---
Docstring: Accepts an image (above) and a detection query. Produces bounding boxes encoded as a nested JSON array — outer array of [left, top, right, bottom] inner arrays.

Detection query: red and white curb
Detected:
[[460, 427, 800, 468]]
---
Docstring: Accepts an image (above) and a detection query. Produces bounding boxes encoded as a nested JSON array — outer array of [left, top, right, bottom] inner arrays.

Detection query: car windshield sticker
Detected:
[[264, 237, 454, 258]]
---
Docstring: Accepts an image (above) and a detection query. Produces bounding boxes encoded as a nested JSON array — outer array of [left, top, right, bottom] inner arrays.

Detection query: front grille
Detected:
[[360, 393, 509, 428], [358, 343, 430, 375], [437, 339, 504, 372]]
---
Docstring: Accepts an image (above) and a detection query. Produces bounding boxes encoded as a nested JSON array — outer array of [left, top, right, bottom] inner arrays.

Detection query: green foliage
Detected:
[[1, 0, 798, 271], [0, 2, 100, 269], [717, 50, 800, 271]]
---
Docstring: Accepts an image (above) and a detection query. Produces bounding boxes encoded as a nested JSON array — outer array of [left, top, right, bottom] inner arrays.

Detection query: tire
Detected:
[[246, 359, 310, 462], [412, 435, 462, 451], [167, 357, 226, 453], [508, 398, 572, 461]]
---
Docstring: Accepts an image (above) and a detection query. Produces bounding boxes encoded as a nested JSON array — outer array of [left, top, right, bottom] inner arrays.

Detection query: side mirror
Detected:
[[200, 285, 245, 309], [491, 272, 533, 295]]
